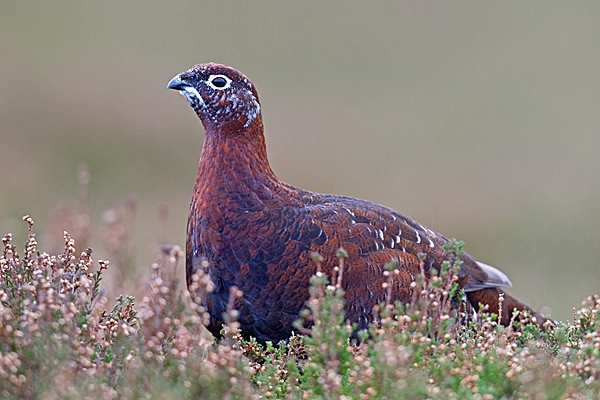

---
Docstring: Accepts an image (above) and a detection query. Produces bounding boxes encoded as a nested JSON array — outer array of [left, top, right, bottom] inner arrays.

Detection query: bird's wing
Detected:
[[463, 261, 512, 291], [306, 194, 512, 296]]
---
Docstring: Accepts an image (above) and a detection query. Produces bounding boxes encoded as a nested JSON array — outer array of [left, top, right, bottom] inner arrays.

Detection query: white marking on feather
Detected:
[[179, 86, 203, 105], [395, 235, 401, 243], [377, 229, 384, 240], [415, 231, 421, 244], [476, 261, 512, 288], [428, 238, 434, 248], [344, 207, 355, 217], [243, 90, 261, 128]]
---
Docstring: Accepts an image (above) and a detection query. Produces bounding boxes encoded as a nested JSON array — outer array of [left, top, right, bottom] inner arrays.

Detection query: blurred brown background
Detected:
[[1, 2, 599, 321]]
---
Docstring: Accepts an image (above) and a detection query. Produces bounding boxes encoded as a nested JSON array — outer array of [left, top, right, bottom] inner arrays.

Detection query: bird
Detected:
[[167, 63, 548, 343]]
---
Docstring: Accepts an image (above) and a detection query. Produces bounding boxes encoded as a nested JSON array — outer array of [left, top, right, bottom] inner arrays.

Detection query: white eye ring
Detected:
[[207, 74, 232, 90]]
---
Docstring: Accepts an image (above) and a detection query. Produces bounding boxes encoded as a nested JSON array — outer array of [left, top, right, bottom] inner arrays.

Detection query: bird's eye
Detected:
[[207, 74, 232, 90]]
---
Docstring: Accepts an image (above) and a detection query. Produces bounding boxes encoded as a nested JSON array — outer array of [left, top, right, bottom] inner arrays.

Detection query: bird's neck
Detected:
[[195, 118, 282, 197]]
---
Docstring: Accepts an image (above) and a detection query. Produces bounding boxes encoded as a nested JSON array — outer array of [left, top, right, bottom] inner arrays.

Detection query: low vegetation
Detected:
[[1, 216, 599, 398]]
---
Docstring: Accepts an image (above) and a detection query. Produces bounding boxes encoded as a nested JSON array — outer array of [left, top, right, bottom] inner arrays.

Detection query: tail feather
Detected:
[[466, 287, 548, 327]]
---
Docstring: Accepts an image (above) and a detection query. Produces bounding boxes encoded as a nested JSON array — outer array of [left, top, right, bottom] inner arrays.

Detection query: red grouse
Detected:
[[167, 63, 546, 343]]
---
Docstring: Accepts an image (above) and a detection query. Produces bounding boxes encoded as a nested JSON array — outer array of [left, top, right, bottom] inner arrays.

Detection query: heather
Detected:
[[1, 216, 599, 399]]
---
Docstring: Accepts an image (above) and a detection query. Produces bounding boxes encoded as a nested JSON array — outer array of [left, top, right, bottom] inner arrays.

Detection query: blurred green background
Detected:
[[1, 2, 599, 321]]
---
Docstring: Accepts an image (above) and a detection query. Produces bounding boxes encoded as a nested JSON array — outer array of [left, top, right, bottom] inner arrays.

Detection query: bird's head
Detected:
[[167, 63, 262, 133]]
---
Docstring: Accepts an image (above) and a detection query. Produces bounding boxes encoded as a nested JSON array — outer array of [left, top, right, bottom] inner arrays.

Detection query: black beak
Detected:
[[166, 75, 188, 90]]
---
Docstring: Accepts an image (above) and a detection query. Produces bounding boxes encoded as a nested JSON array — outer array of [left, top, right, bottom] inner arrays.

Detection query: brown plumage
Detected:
[[167, 63, 547, 343]]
